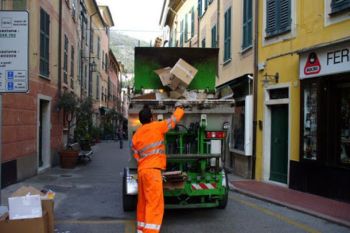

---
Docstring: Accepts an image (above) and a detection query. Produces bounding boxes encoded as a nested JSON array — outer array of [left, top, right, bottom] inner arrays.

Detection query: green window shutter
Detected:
[[266, 0, 291, 37], [180, 20, 184, 47], [40, 8, 50, 76], [279, 0, 291, 33], [331, 0, 350, 13], [198, 0, 202, 17], [243, 0, 253, 49], [191, 7, 195, 37], [211, 25, 217, 48], [185, 15, 188, 41], [266, 0, 277, 37], [224, 7, 231, 61]]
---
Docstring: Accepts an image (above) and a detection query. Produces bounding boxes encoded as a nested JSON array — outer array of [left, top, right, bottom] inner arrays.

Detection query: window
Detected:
[[266, 0, 291, 38], [63, 35, 68, 84], [185, 14, 188, 41], [70, 45, 74, 77], [191, 7, 195, 37], [96, 75, 100, 100], [331, 0, 350, 13], [303, 82, 318, 160], [243, 0, 253, 49], [180, 20, 184, 47], [40, 8, 50, 77], [201, 38, 206, 48], [224, 7, 231, 62], [90, 29, 94, 52], [97, 37, 100, 59], [211, 25, 217, 48], [198, 0, 202, 17], [105, 53, 108, 71]]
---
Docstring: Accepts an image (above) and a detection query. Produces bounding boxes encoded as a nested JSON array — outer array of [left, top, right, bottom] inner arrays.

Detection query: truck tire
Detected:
[[123, 170, 137, 212], [218, 170, 228, 209]]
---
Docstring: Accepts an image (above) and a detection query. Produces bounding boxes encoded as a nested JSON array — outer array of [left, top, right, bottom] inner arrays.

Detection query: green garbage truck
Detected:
[[123, 47, 234, 211]]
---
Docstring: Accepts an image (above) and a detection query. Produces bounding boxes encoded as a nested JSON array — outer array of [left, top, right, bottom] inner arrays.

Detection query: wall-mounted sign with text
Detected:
[[300, 42, 350, 79], [0, 11, 29, 93]]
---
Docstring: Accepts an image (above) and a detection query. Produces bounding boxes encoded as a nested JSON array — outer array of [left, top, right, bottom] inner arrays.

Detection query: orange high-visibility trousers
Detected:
[[137, 168, 164, 233]]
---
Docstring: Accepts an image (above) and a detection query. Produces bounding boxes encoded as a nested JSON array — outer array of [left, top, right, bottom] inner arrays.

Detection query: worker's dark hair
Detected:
[[139, 105, 152, 124]]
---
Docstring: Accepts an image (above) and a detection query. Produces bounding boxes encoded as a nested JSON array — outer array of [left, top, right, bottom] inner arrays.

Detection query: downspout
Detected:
[[58, 0, 63, 96], [252, 0, 259, 180], [197, 4, 200, 47]]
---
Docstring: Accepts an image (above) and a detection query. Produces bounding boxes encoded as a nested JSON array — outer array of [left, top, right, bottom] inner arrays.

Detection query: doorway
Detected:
[[38, 97, 51, 171], [263, 86, 290, 185], [270, 105, 288, 183]]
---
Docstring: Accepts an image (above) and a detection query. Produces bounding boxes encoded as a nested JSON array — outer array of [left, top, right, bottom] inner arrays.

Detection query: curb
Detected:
[[229, 182, 350, 228]]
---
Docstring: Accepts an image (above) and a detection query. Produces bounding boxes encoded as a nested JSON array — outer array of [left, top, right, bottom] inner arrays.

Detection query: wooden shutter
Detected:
[[198, 0, 202, 17], [243, 0, 253, 49], [266, 0, 277, 36], [224, 8, 231, 61], [279, 0, 291, 32], [331, 0, 350, 13]]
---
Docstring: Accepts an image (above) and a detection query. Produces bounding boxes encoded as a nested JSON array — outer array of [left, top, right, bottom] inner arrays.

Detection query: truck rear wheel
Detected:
[[218, 170, 228, 209], [123, 170, 137, 212]]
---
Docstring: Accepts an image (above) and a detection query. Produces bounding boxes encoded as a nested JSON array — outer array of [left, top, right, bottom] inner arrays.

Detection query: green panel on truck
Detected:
[[134, 47, 219, 93]]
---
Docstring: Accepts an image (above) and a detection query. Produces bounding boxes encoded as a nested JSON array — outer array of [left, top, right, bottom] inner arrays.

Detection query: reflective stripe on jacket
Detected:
[[132, 107, 184, 171]]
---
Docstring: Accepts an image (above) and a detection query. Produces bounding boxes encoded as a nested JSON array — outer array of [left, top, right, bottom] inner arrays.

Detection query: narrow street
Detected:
[[2, 141, 349, 233]]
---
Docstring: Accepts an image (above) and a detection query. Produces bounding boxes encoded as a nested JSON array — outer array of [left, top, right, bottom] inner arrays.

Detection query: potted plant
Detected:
[[57, 92, 79, 168]]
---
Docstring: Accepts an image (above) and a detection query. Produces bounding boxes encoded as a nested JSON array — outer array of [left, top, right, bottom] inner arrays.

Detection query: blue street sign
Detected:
[[7, 82, 13, 90]]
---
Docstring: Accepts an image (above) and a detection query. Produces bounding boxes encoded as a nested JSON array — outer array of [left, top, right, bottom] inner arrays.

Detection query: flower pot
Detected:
[[60, 150, 79, 168]]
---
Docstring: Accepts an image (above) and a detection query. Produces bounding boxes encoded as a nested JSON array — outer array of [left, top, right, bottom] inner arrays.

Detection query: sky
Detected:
[[97, 0, 165, 42]]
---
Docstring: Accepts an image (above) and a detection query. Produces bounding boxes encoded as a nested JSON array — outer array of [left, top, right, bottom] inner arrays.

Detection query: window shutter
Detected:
[[191, 7, 195, 37], [185, 14, 188, 41], [198, 0, 202, 17], [243, 0, 253, 49], [279, 0, 291, 32], [266, 0, 277, 36], [211, 25, 216, 48], [331, 0, 350, 13]]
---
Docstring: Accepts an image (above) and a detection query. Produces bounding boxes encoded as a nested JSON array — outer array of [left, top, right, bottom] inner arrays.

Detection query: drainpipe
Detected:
[[58, 0, 63, 96], [252, 0, 259, 180]]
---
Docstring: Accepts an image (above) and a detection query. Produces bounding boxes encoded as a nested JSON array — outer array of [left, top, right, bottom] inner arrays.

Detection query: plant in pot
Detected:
[[57, 92, 79, 168]]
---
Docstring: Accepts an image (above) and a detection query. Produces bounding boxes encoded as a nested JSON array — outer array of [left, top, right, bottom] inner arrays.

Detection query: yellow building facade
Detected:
[[255, 0, 350, 201]]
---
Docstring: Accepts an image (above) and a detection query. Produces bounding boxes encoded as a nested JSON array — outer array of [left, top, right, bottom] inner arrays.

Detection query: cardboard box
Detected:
[[154, 67, 180, 90], [0, 211, 49, 233], [11, 186, 54, 233], [170, 59, 198, 87], [9, 194, 42, 220], [169, 85, 186, 99]]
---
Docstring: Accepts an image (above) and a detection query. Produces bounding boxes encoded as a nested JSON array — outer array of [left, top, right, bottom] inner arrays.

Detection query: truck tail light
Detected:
[[206, 131, 225, 139]]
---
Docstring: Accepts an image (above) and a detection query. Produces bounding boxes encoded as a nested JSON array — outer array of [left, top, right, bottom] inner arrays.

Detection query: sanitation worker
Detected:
[[131, 103, 184, 233]]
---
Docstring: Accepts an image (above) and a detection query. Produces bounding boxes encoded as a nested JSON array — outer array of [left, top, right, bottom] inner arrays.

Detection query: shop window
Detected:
[[339, 85, 350, 165], [303, 82, 318, 160], [231, 101, 245, 152]]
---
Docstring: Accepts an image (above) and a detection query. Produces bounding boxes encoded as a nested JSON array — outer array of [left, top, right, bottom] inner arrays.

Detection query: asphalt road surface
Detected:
[[2, 141, 349, 233]]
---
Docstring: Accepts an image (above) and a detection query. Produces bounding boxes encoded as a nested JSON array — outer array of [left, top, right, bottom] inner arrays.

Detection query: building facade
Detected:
[[255, 0, 350, 201], [160, 0, 256, 178], [0, 0, 121, 188]]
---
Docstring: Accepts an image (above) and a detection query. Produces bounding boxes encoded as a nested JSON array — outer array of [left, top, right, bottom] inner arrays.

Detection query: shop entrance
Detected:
[[270, 105, 288, 183]]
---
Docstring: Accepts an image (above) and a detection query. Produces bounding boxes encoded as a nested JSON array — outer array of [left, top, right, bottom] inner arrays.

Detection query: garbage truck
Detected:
[[123, 47, 234, 211]]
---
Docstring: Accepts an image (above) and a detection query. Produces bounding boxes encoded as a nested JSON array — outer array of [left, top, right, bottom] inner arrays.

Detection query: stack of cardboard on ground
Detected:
[[154, 58, 198, 99], [0, 186, 55, 233]]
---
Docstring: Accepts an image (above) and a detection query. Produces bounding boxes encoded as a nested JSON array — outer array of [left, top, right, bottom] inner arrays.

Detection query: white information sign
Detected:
[[299, 42, 350, 79], [0, 11, 29, 93]]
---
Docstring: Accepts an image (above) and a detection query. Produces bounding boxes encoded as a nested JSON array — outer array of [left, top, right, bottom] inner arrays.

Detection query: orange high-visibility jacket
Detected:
[[131, 108, 184, 171]]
